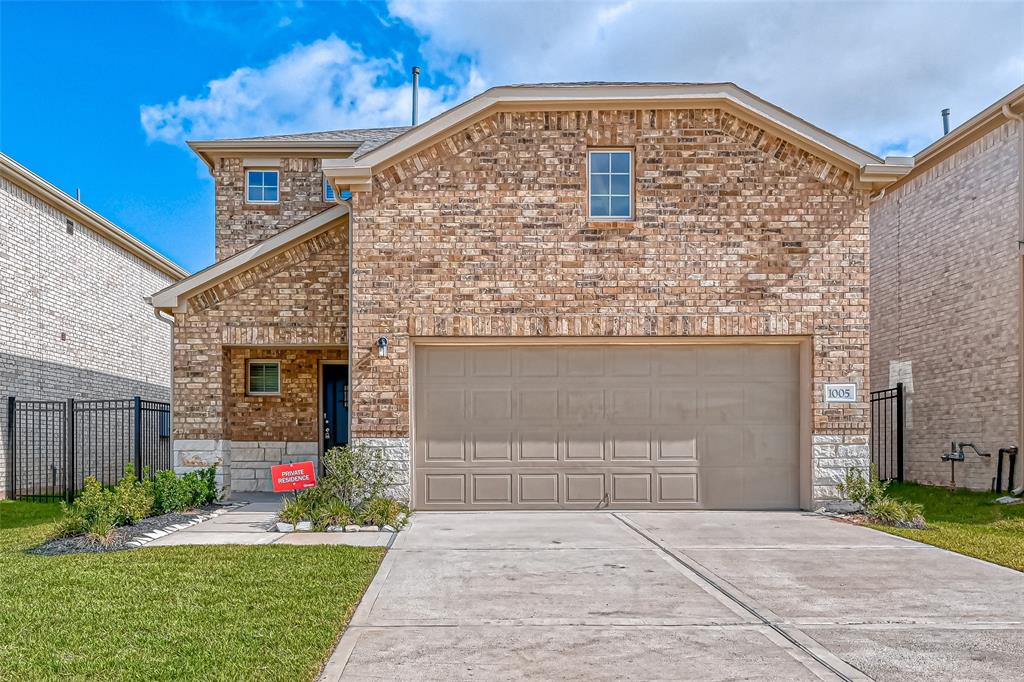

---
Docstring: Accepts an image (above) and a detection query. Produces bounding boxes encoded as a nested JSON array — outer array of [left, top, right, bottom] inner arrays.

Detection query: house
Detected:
[[0, 153, 187, 498], [151, 82, 915, 510], [871, 85, 1024, 492]]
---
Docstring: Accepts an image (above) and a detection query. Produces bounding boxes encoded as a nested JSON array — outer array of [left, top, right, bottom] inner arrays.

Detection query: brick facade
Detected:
[[173, 106, 873, 504], [871, 120, 1021, 490], [0, 174, 176, 498]]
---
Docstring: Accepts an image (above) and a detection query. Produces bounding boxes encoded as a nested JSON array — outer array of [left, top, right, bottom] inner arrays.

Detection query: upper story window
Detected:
[[246, 170, 279, 204], [588, 149, 632, 219], [323, 174, 335, 202], [248, 360, 281, 395]]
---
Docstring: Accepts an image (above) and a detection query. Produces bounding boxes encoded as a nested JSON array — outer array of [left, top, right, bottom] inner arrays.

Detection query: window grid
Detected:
[[246, 170, 279, 203], [248, 361, 281, 395], [588, 150, 632, 219]]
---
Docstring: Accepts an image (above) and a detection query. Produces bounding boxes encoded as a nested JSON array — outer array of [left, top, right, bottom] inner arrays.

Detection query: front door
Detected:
[[323, 364, 349, 452]]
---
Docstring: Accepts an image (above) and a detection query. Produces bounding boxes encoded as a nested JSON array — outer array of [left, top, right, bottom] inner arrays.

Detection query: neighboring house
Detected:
[[0, 153, 187, 498], [152, 82, 915, 510], [871, 85, 1024, 491]]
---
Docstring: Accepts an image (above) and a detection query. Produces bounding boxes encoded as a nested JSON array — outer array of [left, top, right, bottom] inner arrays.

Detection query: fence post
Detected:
[[65, 398, 75, 503], [133, 396, 143, 481], [895, 382, 905, 482], [6, 396, 15, 499]]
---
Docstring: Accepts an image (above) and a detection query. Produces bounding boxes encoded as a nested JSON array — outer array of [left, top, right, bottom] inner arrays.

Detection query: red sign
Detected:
[[271, 461, 317, 492]]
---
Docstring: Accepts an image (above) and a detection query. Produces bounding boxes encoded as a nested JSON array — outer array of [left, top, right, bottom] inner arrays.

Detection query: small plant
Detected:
[[838, 465, 890, 508], [865, 496, 925, 528], [180, 466, 219, 507], [321, 445, 399, 509], [152, 469, 189, 514], [111, 465, 156, 526], [50, 477, 116, 543], [362, 496, 409, 529], [313, 498, 355, 531], [278, 495, 311, 525]]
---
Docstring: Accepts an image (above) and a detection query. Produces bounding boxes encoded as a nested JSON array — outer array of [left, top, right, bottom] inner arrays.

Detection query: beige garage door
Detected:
[[413, 344, 801, 510]]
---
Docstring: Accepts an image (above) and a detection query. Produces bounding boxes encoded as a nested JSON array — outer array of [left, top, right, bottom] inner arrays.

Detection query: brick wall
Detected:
[[172, 224, 347, 442], [214, 157, 334, 259], [0, 176, 175, 497], [351, 108, 871, 456], [871, 120, 1021, 489]]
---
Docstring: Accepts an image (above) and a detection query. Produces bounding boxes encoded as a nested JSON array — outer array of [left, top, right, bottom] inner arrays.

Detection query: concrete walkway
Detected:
[[144, 497, 392, 547], [323, 511, 1024, 681]]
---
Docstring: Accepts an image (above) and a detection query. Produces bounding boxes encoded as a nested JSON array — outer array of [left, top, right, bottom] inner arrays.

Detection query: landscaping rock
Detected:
[[275, 522, 295, 533], [995, 496, 1022, 505], [358, 525, 380, 532], [327, 525, 345, 532], [344, 524, 361, 532], [824, 500, 863, 514], [381, 524, 397, 533], [295, 521, 313, 531]]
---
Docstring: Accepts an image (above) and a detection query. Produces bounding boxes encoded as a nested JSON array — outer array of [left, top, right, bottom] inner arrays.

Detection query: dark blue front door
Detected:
[[323, 364, 349, 451]]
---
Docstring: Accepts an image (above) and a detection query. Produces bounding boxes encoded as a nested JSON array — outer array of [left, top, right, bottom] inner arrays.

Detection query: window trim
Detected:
[[587, 148, 634, 221], [247, 359, 281, 396], [323, 174, 335, 202], [245, 169, 280, 205]]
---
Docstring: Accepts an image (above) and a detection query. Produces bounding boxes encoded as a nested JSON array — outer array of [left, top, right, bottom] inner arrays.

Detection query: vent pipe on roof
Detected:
[[941, 108, 951, 135], [411, 66, 421, 126], [75, 188, 81, 202]]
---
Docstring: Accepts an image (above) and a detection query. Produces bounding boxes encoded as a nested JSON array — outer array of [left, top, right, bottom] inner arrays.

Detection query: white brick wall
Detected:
[[871, 120, 1022, 490], [0, 176, 176, 497]]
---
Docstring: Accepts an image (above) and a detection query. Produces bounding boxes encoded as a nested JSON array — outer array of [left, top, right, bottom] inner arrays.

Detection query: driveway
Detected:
[[322, 511, 1024, 681]]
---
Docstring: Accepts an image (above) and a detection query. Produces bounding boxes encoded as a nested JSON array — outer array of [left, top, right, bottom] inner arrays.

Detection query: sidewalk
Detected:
[[145, 495, 393, 547]]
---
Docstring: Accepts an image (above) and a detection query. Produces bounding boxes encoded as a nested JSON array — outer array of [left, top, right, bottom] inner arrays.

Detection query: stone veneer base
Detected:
[[812, 433, 870, 503]]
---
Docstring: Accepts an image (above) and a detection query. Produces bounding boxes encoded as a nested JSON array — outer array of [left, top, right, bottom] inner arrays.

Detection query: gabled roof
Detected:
[[188, 127, 408, 168], [321, 82, 909, 191], [150, 203, 348, 313], [0, 153, 187, 280]]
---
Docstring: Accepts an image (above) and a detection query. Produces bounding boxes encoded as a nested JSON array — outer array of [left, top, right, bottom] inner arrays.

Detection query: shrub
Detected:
[[313, 498, 355, 531], [50, 477, 116, 543], [838, 465, 890, 508], [362, 497, 409, 529], [278, 495, 310, 525], [321, 444, 398, 509], [152, 469, 189, 514], [111, 465, 156, 526], [866, 497, 925, 528], [180, 466, 219, 507]]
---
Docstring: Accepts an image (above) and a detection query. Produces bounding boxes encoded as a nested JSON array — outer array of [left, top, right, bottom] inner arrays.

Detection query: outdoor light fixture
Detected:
[[377, 336, 389, 358]]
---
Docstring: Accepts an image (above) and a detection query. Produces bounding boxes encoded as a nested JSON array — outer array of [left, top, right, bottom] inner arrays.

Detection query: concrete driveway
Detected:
[[322, 511, 1024, 681]]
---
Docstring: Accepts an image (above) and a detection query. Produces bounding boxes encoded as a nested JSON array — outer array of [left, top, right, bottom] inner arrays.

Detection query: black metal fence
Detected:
[[5, 396, 171, 501], [870, 382, 904, 482]]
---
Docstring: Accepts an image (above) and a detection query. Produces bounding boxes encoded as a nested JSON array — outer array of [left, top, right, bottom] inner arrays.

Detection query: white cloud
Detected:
[[140, 35, 475, 145], [387, 0, 1024, 156]]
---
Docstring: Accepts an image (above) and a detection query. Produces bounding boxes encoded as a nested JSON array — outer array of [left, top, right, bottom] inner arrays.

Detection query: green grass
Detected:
[[868, 482, 1024, 572], [0, 500, 385, 681]]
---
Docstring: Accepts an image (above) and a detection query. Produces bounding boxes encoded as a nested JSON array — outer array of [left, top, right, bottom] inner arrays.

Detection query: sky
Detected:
[[2, 0, 1022, 273]]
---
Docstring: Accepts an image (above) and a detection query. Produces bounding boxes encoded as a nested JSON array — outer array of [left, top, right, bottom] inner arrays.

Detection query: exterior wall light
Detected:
[[377, 336, 389, 358]]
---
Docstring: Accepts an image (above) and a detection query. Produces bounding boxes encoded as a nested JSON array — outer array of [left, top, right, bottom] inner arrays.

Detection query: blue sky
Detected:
[[2, 1, 1022, 273]]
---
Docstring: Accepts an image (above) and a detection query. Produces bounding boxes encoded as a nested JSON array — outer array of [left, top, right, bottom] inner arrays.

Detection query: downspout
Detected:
[[343, 192, 354, 452], [148, 304, 175, 457], [1002, 103, 1024, 493]]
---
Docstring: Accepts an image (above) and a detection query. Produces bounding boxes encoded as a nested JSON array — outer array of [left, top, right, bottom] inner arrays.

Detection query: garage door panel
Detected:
[[470, 389, 512, 421], [519, 389, 558, 422], [519, 432, 559, 462], [566, 473, 605, 503], [564, 431, 605, 461], [414, 344, 800, 510], [471, 432, 513, 462], [611, 473, 652, 503], [610, 430, 653, 461], [472, 474, 513, 504], [519, 474, 559, 503]]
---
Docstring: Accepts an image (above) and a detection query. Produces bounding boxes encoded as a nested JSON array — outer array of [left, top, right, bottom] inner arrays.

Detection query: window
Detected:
[[323, 174, 335, 201], [588, 149, 632, 219], [248, 361, 280, 395], [246, 170, 279, 203]]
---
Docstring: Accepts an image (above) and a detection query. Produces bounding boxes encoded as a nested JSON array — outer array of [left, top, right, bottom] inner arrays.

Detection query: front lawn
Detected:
[[0, 500, 384, 681], [869, 482, 1024, 571]]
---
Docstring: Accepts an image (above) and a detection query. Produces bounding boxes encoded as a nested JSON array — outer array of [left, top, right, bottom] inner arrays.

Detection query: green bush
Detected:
[[321, 445, 398, 509], [838, 465, 890, 508], [363, 497, 409, 529], [50, 477, 116, 544], [278, 495, 309, 525], [111, 465, 155, 526], [152, 469, 189, 514], [312, 498, 356, 530], [180, 466, 219, 507], [866, 496, 925, 528]]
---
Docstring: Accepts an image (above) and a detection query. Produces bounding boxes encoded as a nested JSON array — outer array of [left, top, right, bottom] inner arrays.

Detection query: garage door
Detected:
[[413, 344, 801, 510]]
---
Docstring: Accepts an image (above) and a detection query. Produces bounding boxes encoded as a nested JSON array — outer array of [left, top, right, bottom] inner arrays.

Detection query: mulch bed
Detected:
[[29, 505, 221, 556]]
